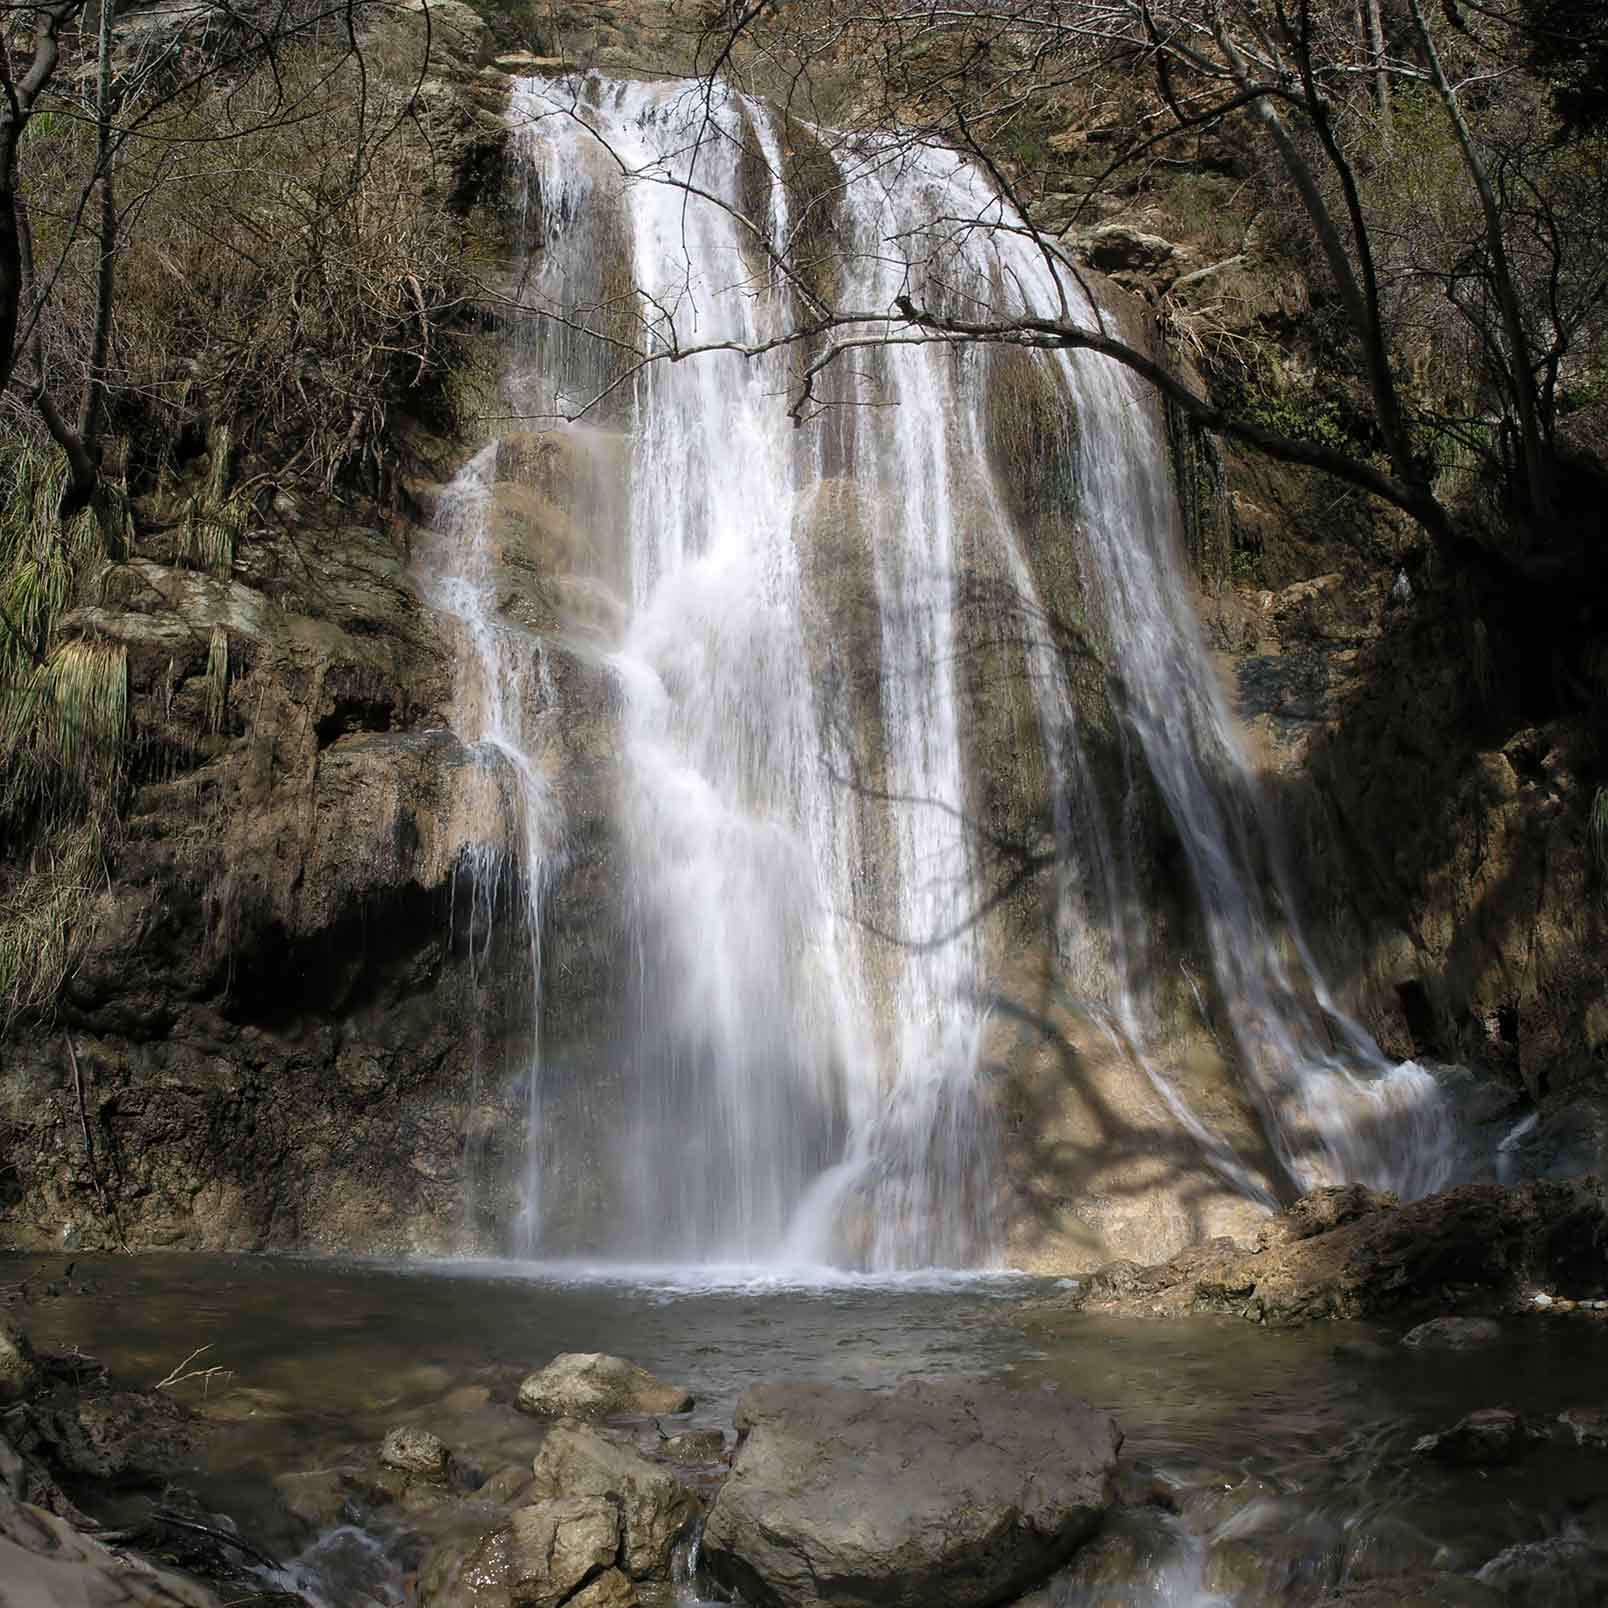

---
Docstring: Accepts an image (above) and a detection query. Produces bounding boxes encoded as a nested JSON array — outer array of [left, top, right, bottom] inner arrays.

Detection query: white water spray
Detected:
[[422, 73, 1456, 1266], [418, 446, 563, 1251]]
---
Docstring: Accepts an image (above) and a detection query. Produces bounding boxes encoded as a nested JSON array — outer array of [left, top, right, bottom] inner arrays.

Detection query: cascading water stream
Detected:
[[418, 447, 562, 1252], [1049, 336, 1456, 1197], [424, 72, 1456, 1267]]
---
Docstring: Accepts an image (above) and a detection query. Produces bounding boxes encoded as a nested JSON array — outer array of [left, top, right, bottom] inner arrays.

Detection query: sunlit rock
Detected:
[[528, 1422, 698, 1579], [515, 1354, 692, 1421]]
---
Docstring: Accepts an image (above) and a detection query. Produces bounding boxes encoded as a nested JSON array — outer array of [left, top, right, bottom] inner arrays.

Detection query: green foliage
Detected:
[[464, 0, 539, 52], [24, 109, 70, 140], [1227, 357, 1361, 456], [1, 639, 129, 822], [1153, 173, 1244, 259], [0, 440, 107, 665]]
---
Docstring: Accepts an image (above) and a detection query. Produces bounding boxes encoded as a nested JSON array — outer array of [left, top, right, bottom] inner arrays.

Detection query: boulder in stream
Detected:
[[515, 1354, 692, 1420], [508, 1497, 623, 1607], [700, 1380, 1121, 1608], [564, 1570, 636, 1608], [1559, 1407, 1608, 1449], [0, 1320, 42, 1404], [1412, 1407, 1539, 1466], [381, 1424, 456, 1481], [529, 1422, 698, 1580], [1401, 1317, 1503, 1350]]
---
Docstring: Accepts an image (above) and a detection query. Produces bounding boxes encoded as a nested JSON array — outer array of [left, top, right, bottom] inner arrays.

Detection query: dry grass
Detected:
[[0, 429, 129, 1021], [0, 817, 111, 1027], [0, 638, 127, 1026], [177, 496, 244, 578], [106, 43, 478, 491], [205, 626, 230, 733], [20, 19, 479, 497], [1, 12, 485, 1018]]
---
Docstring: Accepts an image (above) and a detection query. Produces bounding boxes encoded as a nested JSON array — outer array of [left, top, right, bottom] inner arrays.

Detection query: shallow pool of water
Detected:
[[3, 1253, 1603, 1605]]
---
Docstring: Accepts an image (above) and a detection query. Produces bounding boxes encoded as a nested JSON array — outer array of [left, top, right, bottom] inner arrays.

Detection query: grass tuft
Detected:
[[0, 428, 131, 1021], [206, 627, 229, 733]]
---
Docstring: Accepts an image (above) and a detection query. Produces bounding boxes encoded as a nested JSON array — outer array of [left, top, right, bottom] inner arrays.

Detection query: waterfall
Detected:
[[1049, 339, 1456, 1199], [418, 446, 563, 1252], [421, 73, 1453, 1268]]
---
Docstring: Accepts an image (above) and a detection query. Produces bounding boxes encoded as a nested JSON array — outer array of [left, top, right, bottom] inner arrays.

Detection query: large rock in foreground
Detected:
[[0, 1493, 221, 1606], [516, 1354, 692, 1421], [529, 1423, 698, 1580], [701, 1381, 1121, 1608]]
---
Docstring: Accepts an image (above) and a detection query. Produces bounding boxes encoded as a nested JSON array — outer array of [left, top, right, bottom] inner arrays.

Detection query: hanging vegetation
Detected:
[[0, 431, 129, 1022]]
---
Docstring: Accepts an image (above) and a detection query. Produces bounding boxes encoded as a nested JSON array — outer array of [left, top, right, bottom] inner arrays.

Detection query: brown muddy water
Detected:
[[2, 1253, 1605, 1605]]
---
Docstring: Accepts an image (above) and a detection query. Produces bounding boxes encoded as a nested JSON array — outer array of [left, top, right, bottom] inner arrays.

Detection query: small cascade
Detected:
[[1046, 318, 1455, 1199], [418, 447, 563, 1252], [419, 72, 1457, 1267]]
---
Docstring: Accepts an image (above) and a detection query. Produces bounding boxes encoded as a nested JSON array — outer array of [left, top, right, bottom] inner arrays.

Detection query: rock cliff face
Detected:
[[0, 0, 542, 1254], [1226, 569, 1605, 1176], [0, 499, 506, 1250], [1, 0, 1599, 1266]]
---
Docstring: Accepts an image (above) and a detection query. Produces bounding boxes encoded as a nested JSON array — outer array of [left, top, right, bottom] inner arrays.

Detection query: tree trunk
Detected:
[[78, 0, 118, 455], [1364, 0, 1393, 150]]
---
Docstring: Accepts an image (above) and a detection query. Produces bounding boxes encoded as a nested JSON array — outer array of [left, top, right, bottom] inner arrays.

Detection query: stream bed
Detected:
[[3, 1253, 1604, 1605]]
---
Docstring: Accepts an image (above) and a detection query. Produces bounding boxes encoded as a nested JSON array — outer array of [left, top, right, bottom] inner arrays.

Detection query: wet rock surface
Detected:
[[506, 1498, 626, 1606], [1473, 1536, 1608, 1604], [1402, 1317, 1506, 1350], [1412, 1407, 1540, 1467], [1316, 1577, 1502, 1606], [1558, 1407, 1608, 1448], [656, 1428, 725, 1464], [516, 1353, 693, 1421], [0, 1321, 301, 1602], [701, 1380, 1121, 1608], [529, 1422, 698, 1580], [1050, 1180, 1608, 1325], [380, 1424, 457, 1480]]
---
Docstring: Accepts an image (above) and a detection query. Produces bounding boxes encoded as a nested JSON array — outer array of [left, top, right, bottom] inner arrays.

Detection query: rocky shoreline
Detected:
[[3, 1181, 1607, 1607], [1033, 1178, 1608, 1326]]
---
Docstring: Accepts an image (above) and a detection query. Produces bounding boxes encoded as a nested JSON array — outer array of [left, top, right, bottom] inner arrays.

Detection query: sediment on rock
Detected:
[[1039, 1180, 1608, 1325]]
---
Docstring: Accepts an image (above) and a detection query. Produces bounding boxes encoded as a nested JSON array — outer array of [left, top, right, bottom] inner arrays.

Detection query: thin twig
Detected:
[[153, 1344, 234, 1396], [150, 1510, 283, 1574]]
